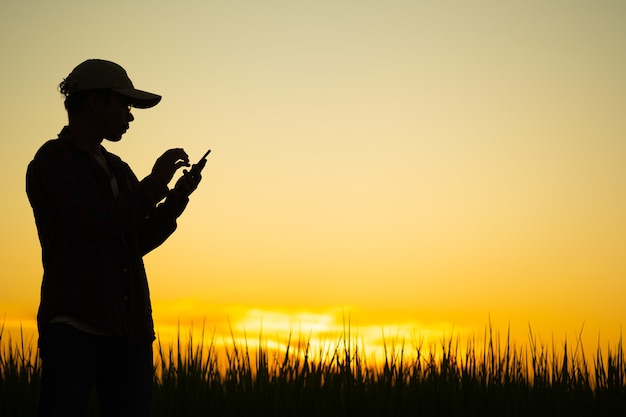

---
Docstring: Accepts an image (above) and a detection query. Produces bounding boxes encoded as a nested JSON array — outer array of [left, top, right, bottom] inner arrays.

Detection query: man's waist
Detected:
[[49, 315, 114, 336]]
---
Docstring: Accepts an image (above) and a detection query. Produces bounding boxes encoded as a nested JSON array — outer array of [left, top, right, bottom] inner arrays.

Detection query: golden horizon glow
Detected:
[[1, 1, 625, 358], [3, 303, 620, 369]]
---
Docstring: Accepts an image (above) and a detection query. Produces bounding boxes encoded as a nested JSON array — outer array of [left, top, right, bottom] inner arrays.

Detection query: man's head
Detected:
[[60, 59, 161, 109], [60, 59, 161, 141]]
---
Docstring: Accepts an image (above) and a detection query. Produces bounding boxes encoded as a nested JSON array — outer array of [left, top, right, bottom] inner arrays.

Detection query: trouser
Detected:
[[38, 323, 153, 417]]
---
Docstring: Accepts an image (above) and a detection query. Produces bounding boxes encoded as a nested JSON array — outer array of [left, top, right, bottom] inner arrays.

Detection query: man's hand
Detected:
[[151, 148, 190, 186], [162, 165, 202, 218], [172, 164, 202, 197]]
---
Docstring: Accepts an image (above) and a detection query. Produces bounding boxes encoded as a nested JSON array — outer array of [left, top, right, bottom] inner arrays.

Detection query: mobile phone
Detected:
[[190, 149, 211, 175], [198, 149, 211, 163]]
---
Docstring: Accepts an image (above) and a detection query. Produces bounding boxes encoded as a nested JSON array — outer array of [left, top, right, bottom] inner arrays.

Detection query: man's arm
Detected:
[[27, 141, 190, 239], [26, 141, 168, 239], [135, 160, 205, 255]]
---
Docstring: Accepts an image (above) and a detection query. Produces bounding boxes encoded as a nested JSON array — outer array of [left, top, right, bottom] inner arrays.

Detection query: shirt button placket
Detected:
[[122, 267, 130, 301]]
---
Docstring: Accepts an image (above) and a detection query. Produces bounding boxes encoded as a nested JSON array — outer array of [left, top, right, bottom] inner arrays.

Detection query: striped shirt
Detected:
[[26, 127, 188, 342]]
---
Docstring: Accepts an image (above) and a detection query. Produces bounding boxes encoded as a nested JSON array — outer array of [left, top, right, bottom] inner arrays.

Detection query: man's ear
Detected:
[[83, 92, 97, 114], [85, 91, 106, 115]]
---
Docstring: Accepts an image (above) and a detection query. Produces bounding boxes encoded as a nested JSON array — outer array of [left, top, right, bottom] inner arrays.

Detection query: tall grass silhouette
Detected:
[[1, 320, 624, 416]]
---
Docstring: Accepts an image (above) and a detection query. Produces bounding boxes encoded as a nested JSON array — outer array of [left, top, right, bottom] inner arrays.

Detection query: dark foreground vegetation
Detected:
[[1, 322, 624, 416]]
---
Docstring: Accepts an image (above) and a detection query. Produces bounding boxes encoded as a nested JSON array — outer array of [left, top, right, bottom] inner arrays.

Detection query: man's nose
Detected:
[[127, 112, 134, 122]]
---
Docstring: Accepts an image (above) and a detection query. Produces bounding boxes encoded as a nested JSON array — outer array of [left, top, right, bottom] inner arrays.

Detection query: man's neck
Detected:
[[66, 122, 104, 156]]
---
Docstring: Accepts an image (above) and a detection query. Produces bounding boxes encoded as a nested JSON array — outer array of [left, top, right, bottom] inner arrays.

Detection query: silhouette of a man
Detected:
[[26, 59, 203, 416]]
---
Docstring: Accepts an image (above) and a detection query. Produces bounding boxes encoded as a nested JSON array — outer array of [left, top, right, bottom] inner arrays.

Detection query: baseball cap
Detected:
[[63, 59, 162, 109]]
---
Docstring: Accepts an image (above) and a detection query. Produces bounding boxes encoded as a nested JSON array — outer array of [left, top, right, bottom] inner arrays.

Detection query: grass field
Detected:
[[1, 321, 624, 416]]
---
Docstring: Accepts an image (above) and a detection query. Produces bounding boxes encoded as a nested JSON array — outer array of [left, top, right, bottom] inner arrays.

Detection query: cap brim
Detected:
[[113, 88, 162, 109]]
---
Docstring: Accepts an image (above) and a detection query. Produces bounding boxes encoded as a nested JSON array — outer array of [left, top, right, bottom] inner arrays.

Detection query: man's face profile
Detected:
[[96, 92, 135, 142]]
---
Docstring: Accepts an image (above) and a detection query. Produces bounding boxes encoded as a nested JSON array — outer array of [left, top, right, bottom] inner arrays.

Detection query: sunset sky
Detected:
[[1, 0, 625, 355]]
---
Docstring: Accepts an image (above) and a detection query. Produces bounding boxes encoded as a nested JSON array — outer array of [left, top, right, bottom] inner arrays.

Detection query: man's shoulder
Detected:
[[28, 131, 86, 175], [32, 136, 72, 160], [26, 137, 72, 188]]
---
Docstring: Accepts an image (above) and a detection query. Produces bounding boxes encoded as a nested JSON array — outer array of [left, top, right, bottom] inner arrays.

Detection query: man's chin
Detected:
[[104, 134, 124, 142]]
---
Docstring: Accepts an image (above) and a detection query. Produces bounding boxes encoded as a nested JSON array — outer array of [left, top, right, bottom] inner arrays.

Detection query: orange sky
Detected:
[[1, 0, 625, 356]]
